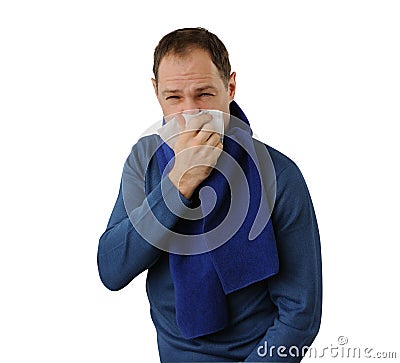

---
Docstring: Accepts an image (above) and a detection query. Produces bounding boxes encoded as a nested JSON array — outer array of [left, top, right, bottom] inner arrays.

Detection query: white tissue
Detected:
[[158, 110, 224, 148]]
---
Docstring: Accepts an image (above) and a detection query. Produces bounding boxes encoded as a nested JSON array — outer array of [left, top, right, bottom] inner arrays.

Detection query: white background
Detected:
[[1, 1, 399, 362]]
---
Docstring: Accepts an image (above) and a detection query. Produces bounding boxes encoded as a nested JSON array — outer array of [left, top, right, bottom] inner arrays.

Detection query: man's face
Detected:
[[152, 48, 236, 118]]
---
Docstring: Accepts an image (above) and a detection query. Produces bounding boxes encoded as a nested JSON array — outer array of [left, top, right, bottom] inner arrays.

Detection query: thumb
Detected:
[[174, 113, 186, 132]]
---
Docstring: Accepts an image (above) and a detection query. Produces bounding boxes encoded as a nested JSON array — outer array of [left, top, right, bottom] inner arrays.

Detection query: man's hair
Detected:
[[153, 27, 231, 87]]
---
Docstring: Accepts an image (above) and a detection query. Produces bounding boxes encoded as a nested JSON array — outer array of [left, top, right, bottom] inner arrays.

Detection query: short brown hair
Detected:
[[153, 27, 231, 87]]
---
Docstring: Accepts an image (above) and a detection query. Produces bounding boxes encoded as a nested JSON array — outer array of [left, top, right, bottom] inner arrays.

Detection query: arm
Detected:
[[97, 181, 160, 291], [245, 162, 322, 362], [97, 139, 192, 291]]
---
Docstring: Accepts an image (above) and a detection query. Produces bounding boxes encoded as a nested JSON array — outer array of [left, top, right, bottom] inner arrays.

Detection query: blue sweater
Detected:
[[98, 134, 322, 362]]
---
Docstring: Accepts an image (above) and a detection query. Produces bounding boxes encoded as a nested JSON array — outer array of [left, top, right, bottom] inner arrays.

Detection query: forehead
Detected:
[[157, 48, 223, 87]]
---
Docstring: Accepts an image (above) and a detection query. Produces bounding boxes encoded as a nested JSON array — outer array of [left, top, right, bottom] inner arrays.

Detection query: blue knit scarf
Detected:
[[156, 101, 279, 339]]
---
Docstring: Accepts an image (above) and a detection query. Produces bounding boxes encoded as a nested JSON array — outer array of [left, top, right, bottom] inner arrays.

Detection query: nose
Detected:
[[179, 99, 201, 114]]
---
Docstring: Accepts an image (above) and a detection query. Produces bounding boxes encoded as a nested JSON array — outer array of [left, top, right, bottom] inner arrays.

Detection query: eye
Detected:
[[199, 93, 214, 98], [166, 96, 180, 101]]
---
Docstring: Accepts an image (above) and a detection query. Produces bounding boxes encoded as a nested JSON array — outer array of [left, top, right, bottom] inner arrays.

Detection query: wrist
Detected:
[[168, 171, 193, 200]]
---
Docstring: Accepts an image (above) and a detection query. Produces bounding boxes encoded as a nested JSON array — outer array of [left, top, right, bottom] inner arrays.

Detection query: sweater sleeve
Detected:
[[244, 162, 322, 362], [97, 139, 191, 291]]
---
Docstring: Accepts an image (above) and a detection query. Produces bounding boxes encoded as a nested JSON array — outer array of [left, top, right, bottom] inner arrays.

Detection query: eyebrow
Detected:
[[162, 89, 181, 96], [161, 85, 218, 97], [195, 86, 218, 93]]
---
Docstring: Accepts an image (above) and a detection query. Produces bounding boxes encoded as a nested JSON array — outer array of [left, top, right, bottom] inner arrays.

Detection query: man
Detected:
[[98, 27, 322, 362]]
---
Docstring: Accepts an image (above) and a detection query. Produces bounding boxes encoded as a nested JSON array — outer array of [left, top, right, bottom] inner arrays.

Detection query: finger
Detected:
[[164, 113, 186, 138], [199, 119, 219, 134], [210, 142, 223, 159], [173, 113, 210, 141], [185, 112, 213, 133], [205, 132, 221, 146], [174, 113, 186, 132], [195, 128, 215, 143]]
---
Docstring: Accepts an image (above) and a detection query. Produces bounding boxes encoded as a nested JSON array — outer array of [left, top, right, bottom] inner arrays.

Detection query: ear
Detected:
[[151, 78, 158, 96], [228, 72, 236, 101]]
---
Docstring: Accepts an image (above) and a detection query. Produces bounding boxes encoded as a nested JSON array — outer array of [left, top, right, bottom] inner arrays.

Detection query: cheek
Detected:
[[200, 96, 226, 110], [161, 105, 176, 117], [157, 97, 176, 116], [211, 95, 231, 113]]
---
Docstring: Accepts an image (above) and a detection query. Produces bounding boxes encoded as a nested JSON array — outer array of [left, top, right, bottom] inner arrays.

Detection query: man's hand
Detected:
[[168, 112, 223, 199]]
